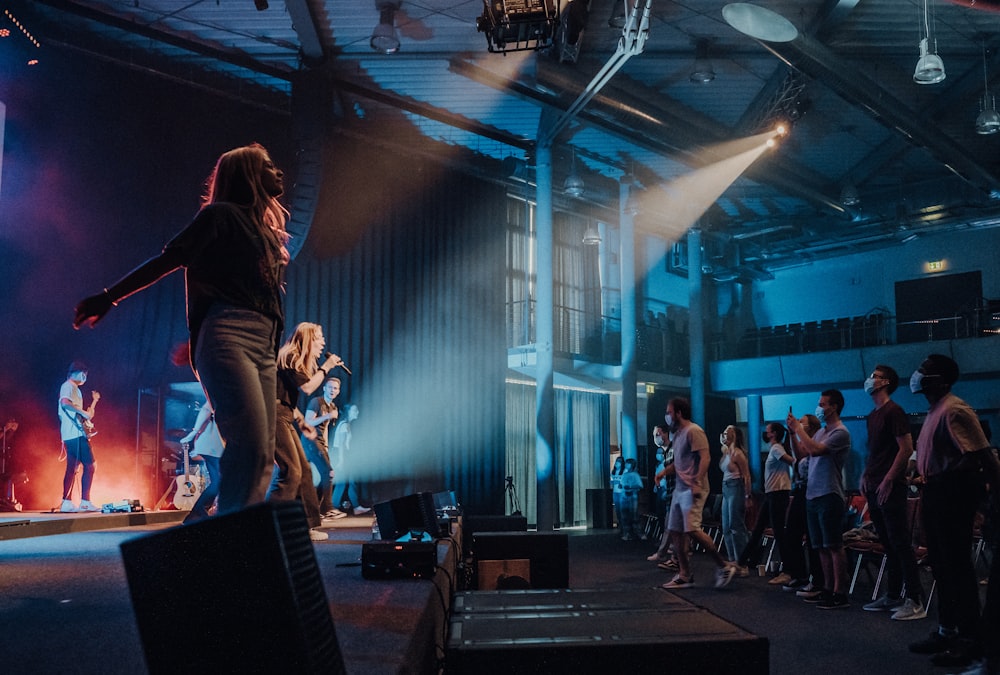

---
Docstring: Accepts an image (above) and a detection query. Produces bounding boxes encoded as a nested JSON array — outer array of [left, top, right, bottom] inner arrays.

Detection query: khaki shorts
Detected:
[[667, 483, 708, 533]]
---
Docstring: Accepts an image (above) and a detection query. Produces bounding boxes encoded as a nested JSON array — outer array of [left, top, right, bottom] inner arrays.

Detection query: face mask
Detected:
[[814, 406, 826, 424], [654, 435, 664, 448], [863, 377, 878, 396], [719, 432, 727, 445], [664, 413, 674, 429], [910, 370, 927, 394]]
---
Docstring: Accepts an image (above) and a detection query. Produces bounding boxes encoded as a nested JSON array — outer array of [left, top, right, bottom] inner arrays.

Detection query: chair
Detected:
[[699, 494, 723, 551], [846, 497, 920, 599]]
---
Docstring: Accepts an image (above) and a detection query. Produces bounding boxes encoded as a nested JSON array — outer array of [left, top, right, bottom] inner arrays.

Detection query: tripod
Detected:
[[504, 475, 522, 516]]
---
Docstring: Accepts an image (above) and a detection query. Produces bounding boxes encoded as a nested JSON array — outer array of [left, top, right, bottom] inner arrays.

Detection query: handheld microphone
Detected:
[[325, 352, 352, 375]]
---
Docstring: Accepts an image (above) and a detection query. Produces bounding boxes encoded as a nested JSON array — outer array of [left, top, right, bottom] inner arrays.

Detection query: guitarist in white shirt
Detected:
[[179, 399, 224, 523], [58, 361, 100, 512]]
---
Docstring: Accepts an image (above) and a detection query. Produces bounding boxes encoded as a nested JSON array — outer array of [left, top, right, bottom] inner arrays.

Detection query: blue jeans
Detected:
[[195, 305, 279, 517], [303, 438, 333, 514], [721, 478, 750, 562]]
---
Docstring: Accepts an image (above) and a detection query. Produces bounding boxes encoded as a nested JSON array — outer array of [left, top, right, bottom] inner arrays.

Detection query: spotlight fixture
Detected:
[[371, 1, 401, 54], [582, 222, 602, 245], [839, 184, 860, 207], [913, 0, 944, 84], [690, 38, 715, 84], [977, 44, 1000, 135], [477, 0, 559, 54], [564, 151, 584, 197]]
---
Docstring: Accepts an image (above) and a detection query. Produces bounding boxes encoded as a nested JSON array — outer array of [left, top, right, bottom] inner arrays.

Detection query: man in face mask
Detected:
[[787, 389, 851, 609], [859, 365, 925, 620], [660, 397, 737, 590], [907, 354, 1000, 669]]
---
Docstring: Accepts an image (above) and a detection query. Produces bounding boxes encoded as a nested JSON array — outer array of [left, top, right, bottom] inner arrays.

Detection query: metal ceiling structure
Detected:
[[8, 0, 1000, 276]]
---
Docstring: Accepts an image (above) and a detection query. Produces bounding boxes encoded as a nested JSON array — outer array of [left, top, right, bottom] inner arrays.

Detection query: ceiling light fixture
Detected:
[[690, 38, 716, 84], [371, 1, 402, 54], [977, 43, 1000, 134], [582, 222, 602, 245], [477, 0, 558, 53], [721, 4, 798, 43], [564, 150, 585, 197], [840, 184, 860, 206], [913, 0, 944, 84]]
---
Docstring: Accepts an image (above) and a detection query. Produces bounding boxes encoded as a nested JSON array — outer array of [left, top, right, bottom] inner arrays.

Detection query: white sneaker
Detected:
[[309, 528, 329, 542], [78, 500, 101, 512], [353, 506, 371, 515], [715, 564, 737, 589], [60, 499, 77, 513], [891, 598, 928, 621]]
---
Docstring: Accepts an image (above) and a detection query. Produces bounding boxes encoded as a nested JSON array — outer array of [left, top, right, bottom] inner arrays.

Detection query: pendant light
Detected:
[[913, 0, 945, 84], [976, 43, 1000, 135]]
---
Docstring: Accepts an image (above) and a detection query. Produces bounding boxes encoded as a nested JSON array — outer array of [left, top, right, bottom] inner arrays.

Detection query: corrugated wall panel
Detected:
[[284, 142, 507, 514]]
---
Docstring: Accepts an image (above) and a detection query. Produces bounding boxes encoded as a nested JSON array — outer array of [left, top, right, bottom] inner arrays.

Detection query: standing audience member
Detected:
[[861, 364, 926, 620], [619, 458, 644, 541], [74, 143, 290, 516], [908, 354, 1000, 667], [303, 377, 345, 519], [739, 422, 794, 585], [611, 455, 625, 530], [271, 322, 345, 541], [179, 399, 224, 524], [647, 426, 678, 568], [661, 397, 736, 590], [787, 389, 851, 609], [331, 404, 371, 515], [782, 414, 825, 597], [57, 362, 101, 512], [719, 425, 752, 576]]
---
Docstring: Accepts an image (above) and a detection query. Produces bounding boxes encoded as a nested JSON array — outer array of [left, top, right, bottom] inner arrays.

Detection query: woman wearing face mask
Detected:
[[647, 426, 679, 567], [719, 425, 752, 576], [611, 456, 625, 532], [782, 414, 825, 596], [738, 422, 795, 584]]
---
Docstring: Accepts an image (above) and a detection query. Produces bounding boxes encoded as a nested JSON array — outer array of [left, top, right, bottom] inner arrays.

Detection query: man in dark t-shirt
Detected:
[[861, 364, 924, 620]]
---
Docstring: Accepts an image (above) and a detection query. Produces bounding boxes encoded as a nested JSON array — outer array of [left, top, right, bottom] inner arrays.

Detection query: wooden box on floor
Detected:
[[446, 588, 768, 674]]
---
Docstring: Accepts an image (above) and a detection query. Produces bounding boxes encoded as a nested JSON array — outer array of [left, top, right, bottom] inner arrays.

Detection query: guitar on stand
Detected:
[[172, 441, 202, 510], [1, 420, 25, 512]]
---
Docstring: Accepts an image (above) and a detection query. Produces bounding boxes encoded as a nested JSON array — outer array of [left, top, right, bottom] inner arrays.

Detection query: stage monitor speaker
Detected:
[[362, 541, 437, 579], [471, 531, 568, 589], [120, 501, 344, 675], [461, 514, 527, 552], [373, 492, 439, 540]]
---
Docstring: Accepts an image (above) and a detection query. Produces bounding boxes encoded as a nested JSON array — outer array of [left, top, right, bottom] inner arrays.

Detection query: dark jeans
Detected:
[[784, 488, 824, 586], [184, 455, 220, 524], [740, 489, 790, 569], [864, 483, 922, 601], [921, 471, 985, 635], [270, 406, 322, 528], [303, 438, 334, 514], [195, 305, 279, 517], [62, 436, 95, 501]]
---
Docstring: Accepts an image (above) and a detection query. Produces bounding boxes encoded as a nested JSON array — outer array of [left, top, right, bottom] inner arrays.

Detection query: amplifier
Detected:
[[361, 541, 437, 580]]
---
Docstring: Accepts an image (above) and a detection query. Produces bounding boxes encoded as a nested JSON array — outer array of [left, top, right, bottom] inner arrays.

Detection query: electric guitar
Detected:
[[75, 392, 100, 438], [173, 441, 202, 510]]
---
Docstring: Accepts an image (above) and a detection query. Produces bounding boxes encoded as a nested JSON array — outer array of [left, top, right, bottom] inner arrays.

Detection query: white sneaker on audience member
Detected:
[[891, 598, 927, 621]]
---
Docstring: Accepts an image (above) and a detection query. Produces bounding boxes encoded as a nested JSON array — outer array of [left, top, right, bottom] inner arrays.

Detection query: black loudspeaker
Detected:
[[471, 531, 569, 589], [461, 514, 527, 550], [373, 492, 439, 540], [120, 501, 344, 675], [361, 541, 437, 579]]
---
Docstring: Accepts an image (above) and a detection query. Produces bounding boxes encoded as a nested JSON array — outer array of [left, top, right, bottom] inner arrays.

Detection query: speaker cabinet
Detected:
[[470, 531, 568, 589], [120, 501, 344, 675], [373, 492, 439, 540], [361, 541, 437, 579]]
